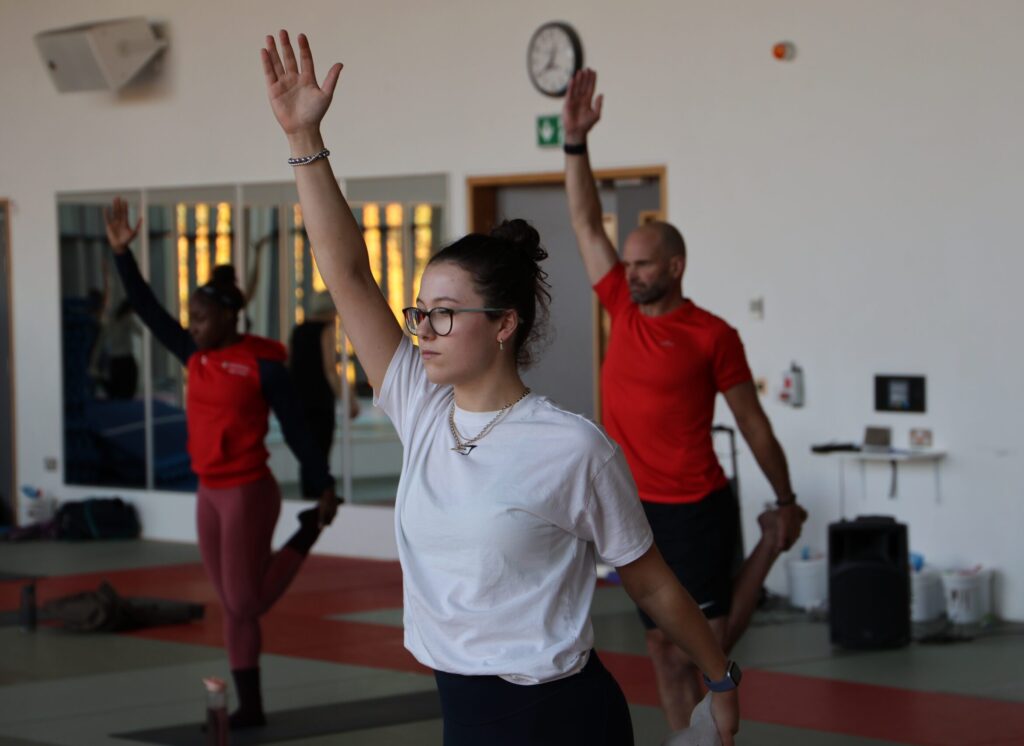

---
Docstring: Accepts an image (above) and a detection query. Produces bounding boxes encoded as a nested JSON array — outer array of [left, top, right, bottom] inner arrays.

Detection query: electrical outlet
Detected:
[[749, 297, 764, 320], [44, 457, 58, 472]]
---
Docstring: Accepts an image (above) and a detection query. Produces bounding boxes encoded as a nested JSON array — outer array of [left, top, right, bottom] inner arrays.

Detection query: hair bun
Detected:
[[211, 264, 238, 286], [490, 219, 548, 263]]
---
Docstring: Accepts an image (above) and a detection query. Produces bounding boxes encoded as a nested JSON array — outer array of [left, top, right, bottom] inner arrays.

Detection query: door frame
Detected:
[[466, 166, 666, 419], [1, 199, 16, 524], [467, 166, 666, 237]]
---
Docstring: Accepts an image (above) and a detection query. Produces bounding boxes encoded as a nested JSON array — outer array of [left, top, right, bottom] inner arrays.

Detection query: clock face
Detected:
[[527, 22, 582, 97]]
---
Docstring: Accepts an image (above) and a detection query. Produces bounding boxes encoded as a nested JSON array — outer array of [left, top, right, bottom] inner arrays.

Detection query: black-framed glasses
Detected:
[[401, 306, 507, 337]]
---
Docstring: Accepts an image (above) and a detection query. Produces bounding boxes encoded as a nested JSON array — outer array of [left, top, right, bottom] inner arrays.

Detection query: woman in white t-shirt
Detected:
[[260, 30, 741, 746]]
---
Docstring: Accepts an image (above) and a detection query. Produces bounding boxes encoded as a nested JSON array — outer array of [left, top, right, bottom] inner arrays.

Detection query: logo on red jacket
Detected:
[[221, 361, 252, 377]]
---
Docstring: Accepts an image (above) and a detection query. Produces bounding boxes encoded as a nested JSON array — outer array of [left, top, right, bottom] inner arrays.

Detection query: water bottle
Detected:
[[20, 485, 55, 524], [21, 485, 42, 522], [203, 677, 229, 746], [909, 552, 925, 573]]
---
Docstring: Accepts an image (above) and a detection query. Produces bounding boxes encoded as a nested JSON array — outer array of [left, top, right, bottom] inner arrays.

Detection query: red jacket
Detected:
[[114, 250, 334, 492], [186, 335, 286, 488]]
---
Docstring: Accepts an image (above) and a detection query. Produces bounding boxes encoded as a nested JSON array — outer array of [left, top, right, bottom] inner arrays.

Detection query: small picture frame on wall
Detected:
[[909, 428, 933, 449], [875, 375, 926, 413]]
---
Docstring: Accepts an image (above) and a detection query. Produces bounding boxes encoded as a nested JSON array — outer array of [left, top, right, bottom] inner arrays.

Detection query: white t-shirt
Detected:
[[375, 337, 653, 684]]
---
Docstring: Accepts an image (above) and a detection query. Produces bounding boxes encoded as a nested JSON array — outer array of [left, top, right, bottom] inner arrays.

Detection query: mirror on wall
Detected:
[[57, 175, 447, 505], [59, 192, 156, 488]]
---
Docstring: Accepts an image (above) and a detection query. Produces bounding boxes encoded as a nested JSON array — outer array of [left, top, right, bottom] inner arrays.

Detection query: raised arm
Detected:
[[104, 198, 195, 365], [244, 232, 272, 304], [563, 69, 618, 285], [261, 31, 402, 392], [320, 321, 360, 417], [319, 322, 342, 400]]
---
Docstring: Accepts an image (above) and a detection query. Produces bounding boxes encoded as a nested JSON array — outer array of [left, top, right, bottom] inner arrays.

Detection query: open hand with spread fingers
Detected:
[[103, 197, 141, 254], [562, 68, 603, 145], [261, 30, 343, 138]]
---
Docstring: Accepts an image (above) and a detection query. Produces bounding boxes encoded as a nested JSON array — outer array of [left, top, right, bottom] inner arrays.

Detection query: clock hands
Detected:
[[542, 47, 557, 72], [527, 21, 582, 97]]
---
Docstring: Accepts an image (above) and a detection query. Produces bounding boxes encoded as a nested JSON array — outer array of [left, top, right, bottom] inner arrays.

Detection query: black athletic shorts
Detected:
[[637, 484, 739, 627]]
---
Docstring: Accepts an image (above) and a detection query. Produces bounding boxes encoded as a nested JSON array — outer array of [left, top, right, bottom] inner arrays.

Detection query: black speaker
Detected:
[[34, 18, 167, 93], [829, 516, 910, 649]]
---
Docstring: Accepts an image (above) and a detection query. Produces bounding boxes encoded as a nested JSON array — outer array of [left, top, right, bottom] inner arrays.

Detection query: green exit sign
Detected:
[[536, 114, 562, 147]]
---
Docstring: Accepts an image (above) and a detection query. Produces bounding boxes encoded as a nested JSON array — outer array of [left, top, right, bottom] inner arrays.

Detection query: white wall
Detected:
[[2, 1, 1022, 616]]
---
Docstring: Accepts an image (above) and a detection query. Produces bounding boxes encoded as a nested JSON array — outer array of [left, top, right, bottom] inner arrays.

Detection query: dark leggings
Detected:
[[300, 406, 335, 498], [196, 475, 306, 669], [434, 652, 634, 746]]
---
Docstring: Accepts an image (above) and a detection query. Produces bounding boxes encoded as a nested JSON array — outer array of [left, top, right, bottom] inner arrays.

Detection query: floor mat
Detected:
[[0, 572, 38, 582], [112, 689, 441, 744]]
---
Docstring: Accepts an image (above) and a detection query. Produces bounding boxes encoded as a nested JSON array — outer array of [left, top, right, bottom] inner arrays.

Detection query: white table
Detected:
[[824, 449, 946, 518]]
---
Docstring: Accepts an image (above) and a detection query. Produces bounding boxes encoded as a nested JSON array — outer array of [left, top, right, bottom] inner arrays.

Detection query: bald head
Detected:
[[622, 221, 688, 307], [638, 221, 686, 260]]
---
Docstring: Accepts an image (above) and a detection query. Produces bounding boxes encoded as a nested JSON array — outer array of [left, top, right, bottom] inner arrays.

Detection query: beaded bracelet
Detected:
[[287, 148, 330, 166]]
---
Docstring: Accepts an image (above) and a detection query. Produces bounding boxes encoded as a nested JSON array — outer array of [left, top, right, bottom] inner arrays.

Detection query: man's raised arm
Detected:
[[563, 69, 619, 285]]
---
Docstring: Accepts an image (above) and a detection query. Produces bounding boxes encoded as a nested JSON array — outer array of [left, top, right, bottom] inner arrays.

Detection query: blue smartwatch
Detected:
[[703, 660, 742, 692]]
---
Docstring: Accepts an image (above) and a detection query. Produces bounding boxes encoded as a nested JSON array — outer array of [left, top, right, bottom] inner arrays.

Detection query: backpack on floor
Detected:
[[40, 581, 203, 632], [55, 498, 141, 540]]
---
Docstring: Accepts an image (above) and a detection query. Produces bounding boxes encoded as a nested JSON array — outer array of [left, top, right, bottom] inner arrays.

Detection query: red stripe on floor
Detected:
[[4, 555, 1024, 745], [600, 650, 1024, 746]]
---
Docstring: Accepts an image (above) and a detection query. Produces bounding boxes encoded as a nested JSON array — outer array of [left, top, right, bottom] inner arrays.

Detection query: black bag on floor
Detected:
[[55, 498, 141, 540]]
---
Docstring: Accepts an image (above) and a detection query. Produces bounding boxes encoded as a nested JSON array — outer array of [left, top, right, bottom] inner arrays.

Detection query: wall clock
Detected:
[[527, 21, 582, 97]]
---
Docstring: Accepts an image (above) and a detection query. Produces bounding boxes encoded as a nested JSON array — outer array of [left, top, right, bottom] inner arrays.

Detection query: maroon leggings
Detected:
[[197, 475, 305, 669]]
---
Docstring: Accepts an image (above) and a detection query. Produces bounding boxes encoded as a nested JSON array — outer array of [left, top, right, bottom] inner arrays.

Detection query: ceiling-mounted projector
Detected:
[[35, 17, 167, 93]]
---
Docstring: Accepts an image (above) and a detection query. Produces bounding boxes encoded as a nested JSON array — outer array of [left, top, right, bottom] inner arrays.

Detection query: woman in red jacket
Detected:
[[105, 198, 340, 729]]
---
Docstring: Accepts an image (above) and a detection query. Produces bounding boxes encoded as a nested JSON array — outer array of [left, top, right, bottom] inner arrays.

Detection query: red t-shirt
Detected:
[[186, 335, 287, 488], [594, 264, 752, 504]]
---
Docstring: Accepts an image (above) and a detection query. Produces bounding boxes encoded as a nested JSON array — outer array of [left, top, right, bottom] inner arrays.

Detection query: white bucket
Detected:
[[977, 569, 994, 618], [942, 570, 989, 625], [910, 567, 945, 622], [786, 555, 827, 611]]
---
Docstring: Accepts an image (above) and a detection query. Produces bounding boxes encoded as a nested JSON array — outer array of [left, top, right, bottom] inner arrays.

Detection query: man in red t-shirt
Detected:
[[563, 69, 807, 730]]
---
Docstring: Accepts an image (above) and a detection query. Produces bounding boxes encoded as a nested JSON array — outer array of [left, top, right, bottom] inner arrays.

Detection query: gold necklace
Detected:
[[448, 388, 531, 455]]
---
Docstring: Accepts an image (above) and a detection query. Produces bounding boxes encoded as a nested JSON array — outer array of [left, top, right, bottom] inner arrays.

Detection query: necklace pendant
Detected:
[[451, 444, 477, 456]]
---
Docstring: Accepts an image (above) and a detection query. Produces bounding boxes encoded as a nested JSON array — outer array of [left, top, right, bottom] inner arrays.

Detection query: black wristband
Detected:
[[776, 495, 797, 507], [563, 141, 587, 155]]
